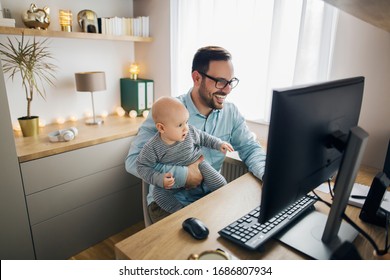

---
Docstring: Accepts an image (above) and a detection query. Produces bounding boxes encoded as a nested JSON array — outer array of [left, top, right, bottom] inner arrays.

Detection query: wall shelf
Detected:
[[0, 26, 152, 42]]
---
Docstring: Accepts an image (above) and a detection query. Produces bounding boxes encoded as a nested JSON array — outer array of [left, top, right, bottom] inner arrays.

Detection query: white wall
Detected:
[[1, 0, 137, 125], [330, 10, 390, 169], [134, 0, 171, 99]]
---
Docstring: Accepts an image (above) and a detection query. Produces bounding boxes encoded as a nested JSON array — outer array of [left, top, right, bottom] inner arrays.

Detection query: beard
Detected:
[[199, 81, 226, 110]]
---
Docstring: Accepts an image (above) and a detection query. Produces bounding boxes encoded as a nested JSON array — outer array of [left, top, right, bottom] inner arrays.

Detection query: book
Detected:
[[97, 16, 149, 36], [0, 18, 15, 27]]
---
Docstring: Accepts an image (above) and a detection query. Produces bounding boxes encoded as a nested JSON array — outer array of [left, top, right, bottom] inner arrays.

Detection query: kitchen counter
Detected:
[[14, 115, 145, 162]]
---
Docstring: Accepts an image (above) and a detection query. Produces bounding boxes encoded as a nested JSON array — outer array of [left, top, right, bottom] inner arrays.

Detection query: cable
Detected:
[[312, 190, 389, 256], [342, 211, 386, 255], [327, 178, 334, 199]]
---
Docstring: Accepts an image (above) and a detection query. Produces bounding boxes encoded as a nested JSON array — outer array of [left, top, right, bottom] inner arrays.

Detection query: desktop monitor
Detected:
[[260, 76, 369, 259]]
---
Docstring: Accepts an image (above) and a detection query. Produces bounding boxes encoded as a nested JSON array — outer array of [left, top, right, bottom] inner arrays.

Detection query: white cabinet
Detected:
[[20, 136, 142, 259]]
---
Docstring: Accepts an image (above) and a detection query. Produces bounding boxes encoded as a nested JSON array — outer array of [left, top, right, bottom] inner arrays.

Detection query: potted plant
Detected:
[[0, 32, 57, 137]]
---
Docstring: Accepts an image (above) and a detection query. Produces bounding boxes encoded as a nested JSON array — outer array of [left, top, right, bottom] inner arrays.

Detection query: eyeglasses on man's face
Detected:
[[198, 71, 239, 90]]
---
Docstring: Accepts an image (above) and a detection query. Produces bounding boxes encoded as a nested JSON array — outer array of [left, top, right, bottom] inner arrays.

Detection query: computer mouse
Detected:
[[182, 217, 209, 240]]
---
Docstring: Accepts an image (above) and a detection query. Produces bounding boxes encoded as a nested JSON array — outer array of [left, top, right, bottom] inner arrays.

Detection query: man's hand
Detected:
[[185, 156, 204, 188]]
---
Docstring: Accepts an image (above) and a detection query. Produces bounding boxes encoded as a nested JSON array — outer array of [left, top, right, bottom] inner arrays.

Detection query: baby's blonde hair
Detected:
[[152, 96, 187, 124]]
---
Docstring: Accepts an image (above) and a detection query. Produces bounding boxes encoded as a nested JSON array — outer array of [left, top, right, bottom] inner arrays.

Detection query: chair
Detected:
[[142, 180, 153, 227]]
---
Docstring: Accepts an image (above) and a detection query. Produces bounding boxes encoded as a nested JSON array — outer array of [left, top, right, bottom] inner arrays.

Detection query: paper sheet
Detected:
[[315, 182, 390, 212]]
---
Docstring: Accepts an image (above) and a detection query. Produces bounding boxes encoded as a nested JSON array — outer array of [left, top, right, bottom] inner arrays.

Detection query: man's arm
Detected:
[[230, 107, 266, 180]]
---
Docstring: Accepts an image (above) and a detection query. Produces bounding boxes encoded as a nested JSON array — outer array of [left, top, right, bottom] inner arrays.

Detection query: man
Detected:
[[125, 46, 266, 223]]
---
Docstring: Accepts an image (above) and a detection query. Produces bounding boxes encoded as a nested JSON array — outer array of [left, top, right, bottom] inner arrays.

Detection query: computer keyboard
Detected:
[[218, 195, 317, 250]]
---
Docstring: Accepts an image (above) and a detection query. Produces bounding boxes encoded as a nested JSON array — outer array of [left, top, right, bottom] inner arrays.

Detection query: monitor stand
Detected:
[[275, 210, 358, 260], [275, 126, 368, 260]]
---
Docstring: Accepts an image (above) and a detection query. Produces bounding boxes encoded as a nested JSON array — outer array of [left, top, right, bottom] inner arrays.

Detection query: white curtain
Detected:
[[170, 0, 338, 122]]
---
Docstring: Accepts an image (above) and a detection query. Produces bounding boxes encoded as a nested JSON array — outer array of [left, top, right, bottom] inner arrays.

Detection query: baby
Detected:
[[136, 96, 234, 213]]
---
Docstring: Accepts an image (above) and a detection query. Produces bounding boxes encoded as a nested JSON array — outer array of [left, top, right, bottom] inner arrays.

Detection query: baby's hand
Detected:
[[163, 173, 175, 189], [220, 142, 234, 154]]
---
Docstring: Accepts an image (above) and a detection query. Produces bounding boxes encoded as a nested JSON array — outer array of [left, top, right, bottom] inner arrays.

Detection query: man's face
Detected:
[[198, 60, 235, 110]]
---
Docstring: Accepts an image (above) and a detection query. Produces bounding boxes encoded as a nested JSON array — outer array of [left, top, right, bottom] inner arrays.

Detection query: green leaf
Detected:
[[0, 32, 58, 118]]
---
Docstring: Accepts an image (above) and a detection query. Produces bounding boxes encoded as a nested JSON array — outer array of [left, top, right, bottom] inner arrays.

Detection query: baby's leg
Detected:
[[198, 160, 227, 191], [153, 187, 183, 213]]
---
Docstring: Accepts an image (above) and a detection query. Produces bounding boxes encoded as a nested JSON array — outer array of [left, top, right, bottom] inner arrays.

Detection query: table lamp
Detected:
[[129, 63, 140, 80], [75, 71, 106, 125]]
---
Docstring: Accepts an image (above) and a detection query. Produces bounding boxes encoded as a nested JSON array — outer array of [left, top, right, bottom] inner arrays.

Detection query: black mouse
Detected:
[[182, 217, 209, 240]]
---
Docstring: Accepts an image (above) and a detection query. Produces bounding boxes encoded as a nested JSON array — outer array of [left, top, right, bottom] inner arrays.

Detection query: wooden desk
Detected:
[[115, 166, 386, 260]]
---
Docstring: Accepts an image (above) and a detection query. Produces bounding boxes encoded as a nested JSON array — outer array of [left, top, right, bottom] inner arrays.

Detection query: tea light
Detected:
[[142, 110, 149, 118], [129, 110, 137, 118], [101, 110, 109, 118], [13, 123, 21, 131], [56, 117, 66, 124], [116, 107, 125, 117], [69, 115, 78, 122], [39, 119, 47, 127]]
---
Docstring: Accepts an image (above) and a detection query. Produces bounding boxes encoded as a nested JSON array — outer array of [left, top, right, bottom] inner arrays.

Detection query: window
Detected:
[[170, 0, 338, 122]]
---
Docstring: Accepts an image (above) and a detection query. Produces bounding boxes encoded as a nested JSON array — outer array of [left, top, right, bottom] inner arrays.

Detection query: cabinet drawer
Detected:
[[26, 165, 141, 225], [31, 186, 143, 260], [21, 137, 133, 195]]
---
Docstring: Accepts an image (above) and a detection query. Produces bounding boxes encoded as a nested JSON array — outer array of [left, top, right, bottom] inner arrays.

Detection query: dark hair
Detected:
[[191, 46, 232, 73]]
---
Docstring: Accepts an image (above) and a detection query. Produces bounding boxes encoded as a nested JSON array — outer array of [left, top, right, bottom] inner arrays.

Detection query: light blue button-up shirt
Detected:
[[125, 89, 266, 206]]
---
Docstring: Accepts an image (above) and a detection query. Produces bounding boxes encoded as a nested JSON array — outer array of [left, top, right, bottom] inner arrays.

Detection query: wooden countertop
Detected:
[[115, 166, 385, 260], [14, 115, 145, 163]]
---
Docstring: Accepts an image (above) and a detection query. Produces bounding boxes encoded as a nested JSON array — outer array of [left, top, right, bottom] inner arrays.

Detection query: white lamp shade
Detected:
[[75, 71, 106, 92]]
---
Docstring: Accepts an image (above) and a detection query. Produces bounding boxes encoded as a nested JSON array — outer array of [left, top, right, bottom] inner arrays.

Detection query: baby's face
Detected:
[[162, 109, 190, 143]]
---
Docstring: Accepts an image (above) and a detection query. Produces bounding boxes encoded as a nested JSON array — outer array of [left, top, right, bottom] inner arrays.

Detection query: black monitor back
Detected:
[[259, 77, 365, 223]]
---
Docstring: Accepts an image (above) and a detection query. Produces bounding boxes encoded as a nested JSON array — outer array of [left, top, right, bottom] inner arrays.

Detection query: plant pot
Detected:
[[18, 116, 39, 137]]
